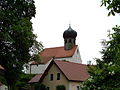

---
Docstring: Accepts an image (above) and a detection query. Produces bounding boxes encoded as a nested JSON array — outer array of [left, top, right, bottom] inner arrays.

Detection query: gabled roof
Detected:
[[39, 45, 78, 64], [29, 60, 89, 83], [54, 60, 89, 81]]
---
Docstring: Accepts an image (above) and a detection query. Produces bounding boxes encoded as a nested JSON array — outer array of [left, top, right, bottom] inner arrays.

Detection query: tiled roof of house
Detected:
[[29, 60, 89, 83], [39, 45, 78, 63], [54, 60, 89, 81], [28, 74, 43, 83]]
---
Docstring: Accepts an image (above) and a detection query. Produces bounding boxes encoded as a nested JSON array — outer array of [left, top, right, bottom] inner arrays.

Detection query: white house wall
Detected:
[[68, 81, 81, 90]]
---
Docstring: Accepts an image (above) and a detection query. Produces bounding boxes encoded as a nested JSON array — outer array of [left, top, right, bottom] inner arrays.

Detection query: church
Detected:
[[28, 25, 89, 90], [26, 25, 82, 74]]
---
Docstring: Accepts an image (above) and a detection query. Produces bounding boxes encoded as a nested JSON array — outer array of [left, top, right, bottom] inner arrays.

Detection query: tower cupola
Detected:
[[63, 25, 77, 50]]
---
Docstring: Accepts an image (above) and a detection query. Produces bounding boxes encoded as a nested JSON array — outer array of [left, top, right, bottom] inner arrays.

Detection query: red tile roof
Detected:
[[54, 60, 89, 81], [40, 56, 53, 64], [39, 45, 78, 64], [29, 74, 43, 83], [31, 45, 77, 64]]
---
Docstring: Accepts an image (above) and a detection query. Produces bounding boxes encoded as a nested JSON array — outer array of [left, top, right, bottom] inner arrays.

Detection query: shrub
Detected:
[[56, 85, 66, 90]]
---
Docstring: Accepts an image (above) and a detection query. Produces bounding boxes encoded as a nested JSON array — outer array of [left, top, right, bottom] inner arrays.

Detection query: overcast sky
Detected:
[[31, 0, 119, 64]]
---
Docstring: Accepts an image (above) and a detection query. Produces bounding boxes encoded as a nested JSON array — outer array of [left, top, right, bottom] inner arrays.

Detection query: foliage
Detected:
[[101, 0, 120, 16], [56, 85, 66, 90], [82, 26, 120, 90], [0, 0, 43, 89], [34, 83, 47, 90], [16, 73, 35, 90], [82, 0, 120, 89]]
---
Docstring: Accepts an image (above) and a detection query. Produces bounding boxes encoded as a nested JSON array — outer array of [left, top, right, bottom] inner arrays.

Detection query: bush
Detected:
[[56, 85, 66, 90], [35, 83, 47, 90]]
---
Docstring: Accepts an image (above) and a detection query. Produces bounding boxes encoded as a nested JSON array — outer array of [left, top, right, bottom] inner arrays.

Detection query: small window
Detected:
[[77, 49, 79, 54], [57, 73, 60, 80], [76, 86, 82, 90], [47, 87, 50, 90], [50, 74, 53, 81]]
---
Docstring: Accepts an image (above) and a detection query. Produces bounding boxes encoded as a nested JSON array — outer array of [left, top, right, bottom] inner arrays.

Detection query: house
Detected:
[[29, 60, 89, 90], [0, 65, 8, 90], [25, 25, 82, 74]]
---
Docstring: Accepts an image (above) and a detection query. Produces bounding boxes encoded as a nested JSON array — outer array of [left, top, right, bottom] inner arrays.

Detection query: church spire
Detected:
[[63, 25, 77, 50]]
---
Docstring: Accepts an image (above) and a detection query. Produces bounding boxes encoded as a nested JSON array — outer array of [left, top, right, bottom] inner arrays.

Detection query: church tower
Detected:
[[63, 24, 77, 50]]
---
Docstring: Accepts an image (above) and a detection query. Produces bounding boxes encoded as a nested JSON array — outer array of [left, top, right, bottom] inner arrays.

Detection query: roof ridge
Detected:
[[44, 46, 64, 49], [44, 45, 78, 50], [54, 60, 87, 66]]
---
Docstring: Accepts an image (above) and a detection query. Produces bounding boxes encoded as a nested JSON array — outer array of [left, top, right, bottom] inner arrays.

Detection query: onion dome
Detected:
[[63, 25, 77, 39]]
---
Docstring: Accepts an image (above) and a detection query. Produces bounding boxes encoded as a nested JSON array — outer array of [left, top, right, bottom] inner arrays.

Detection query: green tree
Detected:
[[82, 0, 120, 89], [82, 26, 120, 90], [16, 73, 35, 90], [0, 0, 43, 89], [101, 0, 120, 16]]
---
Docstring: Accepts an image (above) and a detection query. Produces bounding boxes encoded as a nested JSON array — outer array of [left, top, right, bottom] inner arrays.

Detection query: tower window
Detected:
[[65, 40, 67, 44], [77, 49, 79, 54], [50, 74, 53, 81], [69, 39, 72, 43], [74, 39, 75, 44], [57, 73, 60, 80]]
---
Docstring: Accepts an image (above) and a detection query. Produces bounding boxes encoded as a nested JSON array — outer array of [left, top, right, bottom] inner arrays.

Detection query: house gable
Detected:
[[41, 61, 69, 90]]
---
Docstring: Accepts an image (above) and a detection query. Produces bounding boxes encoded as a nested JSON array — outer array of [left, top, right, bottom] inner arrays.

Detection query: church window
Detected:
[[65, 40, 67, 44], [77, 49, 79, 54]]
